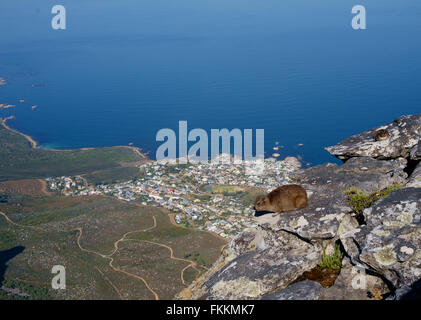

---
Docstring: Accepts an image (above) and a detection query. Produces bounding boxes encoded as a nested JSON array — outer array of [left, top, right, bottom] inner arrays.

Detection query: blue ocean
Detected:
[[1, 0, 420, 165]]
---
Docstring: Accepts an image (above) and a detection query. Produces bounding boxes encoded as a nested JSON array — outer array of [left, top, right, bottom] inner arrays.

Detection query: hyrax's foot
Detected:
[[271, 212, 280, 217]]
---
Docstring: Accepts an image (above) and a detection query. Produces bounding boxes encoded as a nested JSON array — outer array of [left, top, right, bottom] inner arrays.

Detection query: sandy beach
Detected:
[[1, 116, 38, 148]]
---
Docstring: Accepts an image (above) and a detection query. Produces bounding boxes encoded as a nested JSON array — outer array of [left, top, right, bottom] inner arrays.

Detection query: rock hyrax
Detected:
[[374, 129, 390, 141], [254, 184, 308, 217]]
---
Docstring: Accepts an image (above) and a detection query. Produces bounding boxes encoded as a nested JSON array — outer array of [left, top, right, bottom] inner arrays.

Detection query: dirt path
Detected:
[[107, 216, 157, 257], [0, 211, 41, 231], [168, 212, 229, 252], [37, 179, 51, 196], [75, 213, 202, 297], [180, 265, 199, 285], [1, 210, 139, 299], [1, 211, 159, 300], [75, 218, 160, 300], [125, 238, 200, 286], [2, 204, 219, 298], [0, 211, 17, 226], [128, 202, 228, 266], [94, 266, 124, 300], [220, 243, 229, 254], [127, 146, 147, 159], [135, 207, 228, 282]]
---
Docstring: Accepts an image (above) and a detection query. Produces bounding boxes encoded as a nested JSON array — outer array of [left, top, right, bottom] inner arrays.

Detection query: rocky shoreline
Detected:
[[180, 113, 421, 300]]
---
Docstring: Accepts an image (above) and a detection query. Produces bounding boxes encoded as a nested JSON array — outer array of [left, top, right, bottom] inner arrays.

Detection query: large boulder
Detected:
[[261, 280, 323, 300], [389, 279, 421, 300], [267, 157, 407, 240], [293, 157, 407, 193], [353, 188, 421, 290], [185, 226, 322, 300], [319, 259, 389, 300], [406, 161, 421, 188], [182, 115, 420, 301], [410, 141, 421, 160], [325, 114, 421, 161]]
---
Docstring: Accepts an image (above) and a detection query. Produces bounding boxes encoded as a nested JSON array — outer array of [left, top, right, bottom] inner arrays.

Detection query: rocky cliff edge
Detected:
[[178, 113, 421, 300]]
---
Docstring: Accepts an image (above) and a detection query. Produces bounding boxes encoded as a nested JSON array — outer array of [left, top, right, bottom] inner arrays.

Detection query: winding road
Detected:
[[0, 211, 42, 231]]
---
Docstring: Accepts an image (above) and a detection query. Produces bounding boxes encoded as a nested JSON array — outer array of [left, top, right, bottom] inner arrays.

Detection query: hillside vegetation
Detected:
[[0, 123, 142, 181], [0, 195, 226, 300]]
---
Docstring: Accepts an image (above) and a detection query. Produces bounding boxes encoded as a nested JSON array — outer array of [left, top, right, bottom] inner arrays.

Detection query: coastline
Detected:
[[0, 115, 149, 160], [1, 115, 230, 243], [1, 116, 38, 148]]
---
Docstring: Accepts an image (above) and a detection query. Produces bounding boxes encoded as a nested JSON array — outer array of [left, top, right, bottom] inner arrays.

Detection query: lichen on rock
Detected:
[[184, 227, 322, 300], [355, 188, 421, 289], [325, 113, 421, 161]]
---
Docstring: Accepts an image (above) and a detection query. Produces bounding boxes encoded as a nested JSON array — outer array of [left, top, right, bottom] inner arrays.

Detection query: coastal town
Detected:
[[45, 155, 301, 239]]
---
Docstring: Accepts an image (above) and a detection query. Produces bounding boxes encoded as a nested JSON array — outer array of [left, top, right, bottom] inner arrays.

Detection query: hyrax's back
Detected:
[[268, 184, 308, 212]]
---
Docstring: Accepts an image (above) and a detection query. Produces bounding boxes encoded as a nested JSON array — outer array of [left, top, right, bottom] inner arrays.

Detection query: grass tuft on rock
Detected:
[[318, 244, 343, 271], [344, 184, 403, 214]]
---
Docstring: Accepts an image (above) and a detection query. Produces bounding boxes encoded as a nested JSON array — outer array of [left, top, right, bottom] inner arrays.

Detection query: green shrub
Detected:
[[344, 184, 403, 214], [318, 244, 343, 270], [0, 279, 52, 300]]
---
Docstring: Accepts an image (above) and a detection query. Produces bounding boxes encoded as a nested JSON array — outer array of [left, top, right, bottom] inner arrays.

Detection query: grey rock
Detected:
[[320, 259, 389, 300], [198, 227, 322, 300], [228, 228, 259, 256], [292, 157, 407, 194], [354, 188, 421, 289], [326, 113, 421, 161], [338, 215, 362, 265], [387, 279, 421, 300], [387, 285, 412, 300], [183, 115, 421, 301], [261, 280, 323, 300], [271, 188, 351, 239], [406, 161, 421, 188], [254, 213, 282, 226], [341, 237, 361, 266], [269, 157, 407, 240], [410, 141, 421, 160]]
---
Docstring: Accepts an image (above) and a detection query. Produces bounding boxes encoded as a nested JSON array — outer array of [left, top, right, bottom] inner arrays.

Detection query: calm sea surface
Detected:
[[1, 0, 420, 165]]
